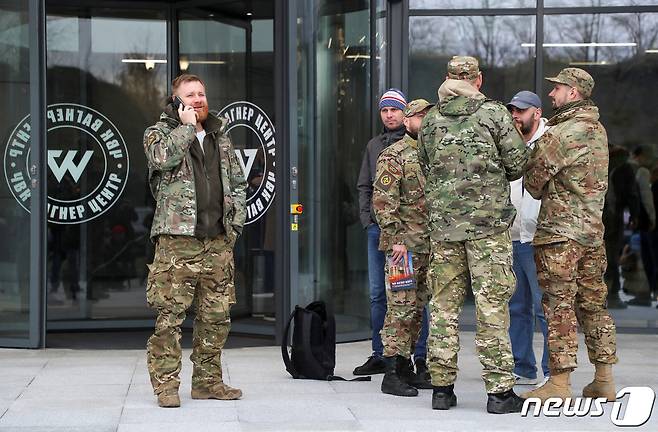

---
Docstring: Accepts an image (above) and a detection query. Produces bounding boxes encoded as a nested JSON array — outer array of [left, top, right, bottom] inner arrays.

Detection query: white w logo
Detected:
[[47, 150, 94, 183]]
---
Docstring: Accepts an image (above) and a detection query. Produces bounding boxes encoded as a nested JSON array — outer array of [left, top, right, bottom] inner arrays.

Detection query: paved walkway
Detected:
[[1, 332, 657, 431]]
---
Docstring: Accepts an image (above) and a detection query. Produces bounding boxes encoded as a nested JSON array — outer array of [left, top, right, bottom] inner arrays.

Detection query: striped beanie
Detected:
[[379, 88, 407, 111]]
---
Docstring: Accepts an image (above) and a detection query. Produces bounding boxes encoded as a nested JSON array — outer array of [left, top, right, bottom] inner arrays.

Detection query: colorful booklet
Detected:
[[387, 252, 416, 292]]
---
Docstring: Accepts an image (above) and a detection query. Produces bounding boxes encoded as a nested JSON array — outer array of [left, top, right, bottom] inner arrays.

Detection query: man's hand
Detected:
[[391, 244, 407, 265], [179, 104, 197, 126]]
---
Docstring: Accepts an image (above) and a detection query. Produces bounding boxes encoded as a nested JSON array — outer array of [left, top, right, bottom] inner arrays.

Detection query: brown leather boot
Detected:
[[157, 388, 181, 408], [521, 370, 572, 402], [191, 382, 243, 400], [583, 363, 616, 401]]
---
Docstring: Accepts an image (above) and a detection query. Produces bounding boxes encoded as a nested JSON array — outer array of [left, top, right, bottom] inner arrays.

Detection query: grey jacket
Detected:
[[357, 126, 406, 228]]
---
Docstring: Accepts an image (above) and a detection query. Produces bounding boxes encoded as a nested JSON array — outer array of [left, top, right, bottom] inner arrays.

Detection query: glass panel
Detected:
[[45, 7, 167, 321], [545, 1, 658, 7], [408, 15, 536, 102], [0, 0, 31, 340], [307, 2, 372, 336], [410, 0, 536, 9], [373, 0, 387, 133], [179, 6, 276, 329], [543, 14, 658, 325]]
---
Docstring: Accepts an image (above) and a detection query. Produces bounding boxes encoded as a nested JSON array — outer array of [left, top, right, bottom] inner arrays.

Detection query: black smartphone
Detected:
[[172, 96, 185, 110]]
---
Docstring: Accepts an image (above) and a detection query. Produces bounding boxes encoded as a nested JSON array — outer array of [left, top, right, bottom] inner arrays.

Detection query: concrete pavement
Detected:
[[0, 331, 657, 431]]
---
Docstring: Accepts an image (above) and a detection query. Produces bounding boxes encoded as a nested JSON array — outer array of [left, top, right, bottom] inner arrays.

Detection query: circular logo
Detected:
[[381, 175, 391, 186], [4, 103, 129, 224], [218, 101, 276, 225]]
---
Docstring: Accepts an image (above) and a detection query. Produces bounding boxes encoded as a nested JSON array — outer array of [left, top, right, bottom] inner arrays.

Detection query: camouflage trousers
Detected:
[[146, 234, 236, 394], [381, 252, 430, 359], [428, 230, 516, 393], [535, 239, 617, 373]]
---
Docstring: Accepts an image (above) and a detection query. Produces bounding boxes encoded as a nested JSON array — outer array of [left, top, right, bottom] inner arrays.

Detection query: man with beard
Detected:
[[522, 68, 617, 402], [505, 91, 550, 387], [143, 74, 247, 407], [373, 99, 433, 396], [356, 89, 431, 377]]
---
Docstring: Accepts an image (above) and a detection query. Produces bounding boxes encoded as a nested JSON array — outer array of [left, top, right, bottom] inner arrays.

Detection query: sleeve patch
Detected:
[[375, 169, 397, 191], [147, 132, 158, 147]]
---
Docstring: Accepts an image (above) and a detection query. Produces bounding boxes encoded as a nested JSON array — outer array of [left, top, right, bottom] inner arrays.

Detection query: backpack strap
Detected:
[[327, 375, 372, 382], [281, 306, 299, 379]]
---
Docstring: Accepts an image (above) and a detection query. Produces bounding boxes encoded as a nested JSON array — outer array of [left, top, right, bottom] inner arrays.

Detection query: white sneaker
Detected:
[[513, 373, 538, 385], [535, 376, 550, 388]]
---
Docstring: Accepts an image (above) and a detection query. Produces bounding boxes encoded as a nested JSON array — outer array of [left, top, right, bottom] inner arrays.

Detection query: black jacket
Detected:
[[357, 125, 406, 228]]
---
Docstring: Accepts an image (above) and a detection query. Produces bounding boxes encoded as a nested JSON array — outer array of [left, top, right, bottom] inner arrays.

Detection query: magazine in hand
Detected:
[[387, 252, 416, 292]]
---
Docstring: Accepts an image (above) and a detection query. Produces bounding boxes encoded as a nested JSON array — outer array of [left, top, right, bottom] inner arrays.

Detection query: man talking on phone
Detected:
[[143, 74, 247, 408]]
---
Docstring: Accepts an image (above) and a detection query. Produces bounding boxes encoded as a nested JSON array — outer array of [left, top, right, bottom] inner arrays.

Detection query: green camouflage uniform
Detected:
[[525, 68, 617, 373], [418, 56, 529, 393], [373, 128, 431, 359], [143, 105, 246, 395]]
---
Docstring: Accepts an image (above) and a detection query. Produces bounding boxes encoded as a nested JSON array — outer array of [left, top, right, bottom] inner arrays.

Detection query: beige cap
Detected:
[[404, 99, 433, 117], [447, 56, 480, 80], [545, 67, 594, 98]]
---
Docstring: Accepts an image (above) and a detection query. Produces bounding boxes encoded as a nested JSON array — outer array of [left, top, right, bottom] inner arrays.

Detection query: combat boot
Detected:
[[432, 385, 457, 410], [381, 356, 418, 397], [521, 370, 572, 402], [408, 358, 432, 389], [487, 389, 524, 414], [583, 363, 616, 401], [191, 382, 242, 400], [157, 388, 180, 408]]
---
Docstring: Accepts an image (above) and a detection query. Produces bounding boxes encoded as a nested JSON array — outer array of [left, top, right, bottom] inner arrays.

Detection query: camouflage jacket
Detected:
[[524, 100, 608, 247], [373, 133, 430, 253], [418, 91, 528, 242], [143, 106, 247, 240]]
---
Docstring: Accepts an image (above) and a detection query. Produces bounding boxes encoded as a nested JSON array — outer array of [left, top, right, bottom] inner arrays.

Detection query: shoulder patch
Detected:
[[387, 163, 402, 177], [147, 132, 158, 147], [375, 169, 398, 191]]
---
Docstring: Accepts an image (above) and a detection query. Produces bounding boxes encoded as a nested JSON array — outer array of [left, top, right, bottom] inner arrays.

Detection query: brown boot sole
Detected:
[[157, 395, 181, 408], [191, 388, 242, 400], [583, 383, 616, 401]]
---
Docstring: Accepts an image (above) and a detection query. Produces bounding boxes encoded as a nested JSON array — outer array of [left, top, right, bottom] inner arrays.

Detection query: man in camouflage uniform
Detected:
[[373, 99, 433, 397], [143, 74, 247, 408], [522, 68, 617, 402], [418, 56, 529, 413]]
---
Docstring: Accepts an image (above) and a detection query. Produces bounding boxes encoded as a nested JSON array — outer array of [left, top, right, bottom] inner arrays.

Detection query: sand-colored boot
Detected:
[[157, 388, 180, 408], [521, 371, 572, 402], [191, 382, 242, 400], [583, 363, 616, 401]]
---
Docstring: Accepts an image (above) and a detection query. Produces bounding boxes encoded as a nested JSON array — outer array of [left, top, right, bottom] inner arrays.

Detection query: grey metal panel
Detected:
[[29, 0, 47, 349], [274, 0, 295, 345]]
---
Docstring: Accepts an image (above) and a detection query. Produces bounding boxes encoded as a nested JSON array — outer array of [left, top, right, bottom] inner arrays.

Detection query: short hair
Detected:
[[171, 74, 205, 94]]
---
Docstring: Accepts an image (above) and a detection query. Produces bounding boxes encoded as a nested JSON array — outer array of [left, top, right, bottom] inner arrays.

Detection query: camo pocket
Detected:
[[146, 262, 172, 309]]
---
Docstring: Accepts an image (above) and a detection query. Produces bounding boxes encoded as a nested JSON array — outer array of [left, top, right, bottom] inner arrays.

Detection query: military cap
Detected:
[[404, 99, 433, 117], [447, 56, 480, 80], [545, 67, 594, 98]]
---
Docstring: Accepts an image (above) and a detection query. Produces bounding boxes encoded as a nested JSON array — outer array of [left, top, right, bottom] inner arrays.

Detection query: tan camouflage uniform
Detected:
[[373, 101, 432, 359], [143, 104, 246, 395], [525, 68, 617, 373], [418, 56, 529, 393]]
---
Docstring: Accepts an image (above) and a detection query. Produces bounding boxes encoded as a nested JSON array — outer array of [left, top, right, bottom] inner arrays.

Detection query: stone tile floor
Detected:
[[0, 332, 656, 431]]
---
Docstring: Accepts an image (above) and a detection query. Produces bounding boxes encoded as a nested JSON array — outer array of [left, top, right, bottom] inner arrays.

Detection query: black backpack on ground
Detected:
[[281, 301, 370, 382]]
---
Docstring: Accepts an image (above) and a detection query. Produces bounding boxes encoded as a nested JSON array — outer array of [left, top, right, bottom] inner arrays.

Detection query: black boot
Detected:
[[408, 358, 432, 389], [353, 355, 386, 375], [432, 384, 457, 410], [381, 356, 418, 397], [486, 389, 524, 414]]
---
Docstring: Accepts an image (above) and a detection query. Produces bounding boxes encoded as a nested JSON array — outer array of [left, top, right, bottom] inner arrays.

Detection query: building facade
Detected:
[[1, 0, 657, 348]]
